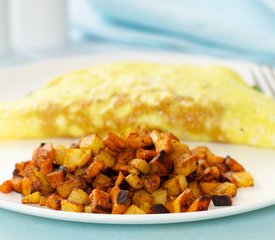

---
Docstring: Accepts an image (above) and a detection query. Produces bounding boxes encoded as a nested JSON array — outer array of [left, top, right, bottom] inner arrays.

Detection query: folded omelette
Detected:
[[1, 63, 275, 148]]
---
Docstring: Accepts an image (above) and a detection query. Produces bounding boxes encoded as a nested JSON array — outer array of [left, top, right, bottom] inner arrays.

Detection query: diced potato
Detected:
[[212, 195, 232, 206], [225, 156, 245, 172], [11, 176, 22, 193], [130, 159, 151, 175], [169, 141, 190, 162], [188, 181, 202, 199], [104, 132, 128, 151], [54, 144, 67, 165], [63, 148, 92, 169], [151, 204, 170, 214], [61, 199, 84, 212], [85, 160, 104, 178], [173, 188, 195, 213], [33, 169, 54, 194], [111, 186, 130, 214], [142, 174, 160, 193], [136, 148, 157, 161], [56, 177, 84, 198], [231, 171, 254, 187], [139, 202, 152, 214], [80, 134, 105, 153], [125, 205, 146, 214], [150, 151, 169, 175], [132, 190, 152, 207], [174, 153, 197, 176], [46, 193, 63, 210], [22, 191, 40, 204], [197, 166, 220, 182], [21, 177, 33, 196], [128, 166, 140, 175], [68, 188, 90, 205], [126, 132, 153, 149], [84, 205, 92, 213], [0, 180, 13, 193], [46, 170, 65, 189], [162, 175, 188, 197], [90, 188, 112, 214], [206, 152, 224, 164], [187, 195, 211, 212], [125, 174, 144, 189], [93, 173, 112, 188], [196, 159, 210, 177], [115, 171, 125, 187], [151, 188, 167, 205], [39, 195, 47, 206], [94, 150, 115, 169], [200, 182, 237, 197]]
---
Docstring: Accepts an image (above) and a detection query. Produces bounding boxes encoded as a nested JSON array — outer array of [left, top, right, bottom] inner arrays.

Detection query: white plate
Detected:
[[0, 51, 274, 224]]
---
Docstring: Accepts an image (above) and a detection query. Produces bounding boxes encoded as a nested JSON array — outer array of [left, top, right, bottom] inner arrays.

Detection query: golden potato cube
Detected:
[[139, 202, 152, 214], [68, 188, 90, 205], [94, 150, 115, 169], [93, 173, 112, 188], [54, 144, 67, 165], [169, 141, 190, 162], [188, 181, 202, 199], [130, 159, 151, 175], [84, 205, 92, 213], [21, 177, 33, 196], [39, 195, 47, 206], [151, 189, 167, 205], [187, 195, 211, 212], [174, 153, 197, 176], [162, 175, 188, 197], [200, 182, 237, 197], [80, 134, 105, 153], [173, 188, 195, 213], [231, 171, 254, 188], [22, 191, 40, 204], [132, 190, 152, 207], [125, 205, 146, 214], [61, 199, 84, 212], [64, 148, 92, 169], [125, 174, 144, 189], [85, 160, 104, 178]]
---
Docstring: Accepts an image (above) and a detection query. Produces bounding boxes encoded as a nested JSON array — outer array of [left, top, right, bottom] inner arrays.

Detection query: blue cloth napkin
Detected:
[[71, 0, 275, 65]]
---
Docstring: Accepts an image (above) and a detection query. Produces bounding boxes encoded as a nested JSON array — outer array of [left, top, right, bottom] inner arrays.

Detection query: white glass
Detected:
[[0, 0, 9, 57], [10, 0, 67, 53]]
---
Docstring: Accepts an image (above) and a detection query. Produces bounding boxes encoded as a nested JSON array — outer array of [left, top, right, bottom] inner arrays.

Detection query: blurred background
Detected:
[[0, 0, 275, 68]]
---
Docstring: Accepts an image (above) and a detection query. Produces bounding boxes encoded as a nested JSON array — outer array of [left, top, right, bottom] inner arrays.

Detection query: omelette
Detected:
[[1, 63, 275, 148]]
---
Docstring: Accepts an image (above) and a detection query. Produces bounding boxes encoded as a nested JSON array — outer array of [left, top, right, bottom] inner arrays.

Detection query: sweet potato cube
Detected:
[[111, 186, 130, 214], [46, 193, 63, 210], [11, 176, 22, 193], [151, 204, 170, 214], [104, 132, 128, 151], [61, 200, 84, 212], [46, 170, 65, 189], [85, 160, 104, 178], [126, 133, 153, 149], [197, 166, 220, 182], [90, 188, 112, 214], [173, 188, 195, 213], [56, 177, 84, 198], [136, 148, 157, 161], [212, 195, 232, 206], [0, 180, 13, 193], [225, 156, 245, 172], [187, 195, 211, 212], [142, 174, 160, 193]]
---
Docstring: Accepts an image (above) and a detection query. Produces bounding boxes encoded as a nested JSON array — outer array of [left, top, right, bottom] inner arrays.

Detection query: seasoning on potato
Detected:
[[0, 129, 254, 214]]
